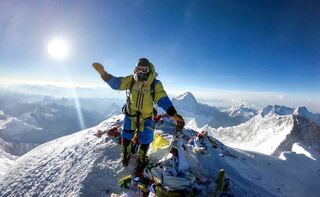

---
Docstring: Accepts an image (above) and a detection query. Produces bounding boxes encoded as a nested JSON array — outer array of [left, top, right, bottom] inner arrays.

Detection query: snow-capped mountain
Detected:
[[222, 104, 257, 122], [209, 105, 320, 156], [261, 105, 293, 117], [173, 92, 200, 111], [0, 112, 20, 176], [0, 94, 122, 144], [224, 105, 256, 118], [1, 117, 43, 143], [274, 115, 320, 156], [294, 106, 320, 125], [1, 89, 319, 196], [260, 105, 320, 124], [172, 92, 257, 129], [0, 115, 319, 197], [0, 94, 121, 177]]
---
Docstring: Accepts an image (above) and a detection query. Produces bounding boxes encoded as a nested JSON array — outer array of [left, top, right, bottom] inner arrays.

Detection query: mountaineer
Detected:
[[93, 58, 185, 176]]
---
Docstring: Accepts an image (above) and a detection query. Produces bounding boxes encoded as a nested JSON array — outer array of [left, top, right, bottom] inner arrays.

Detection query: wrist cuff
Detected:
[[101, 72, 113, 82], [166, 106, 177, 117]]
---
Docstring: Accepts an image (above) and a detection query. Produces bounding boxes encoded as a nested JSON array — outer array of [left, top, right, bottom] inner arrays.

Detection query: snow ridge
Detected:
[[0, 115, 319, 197]]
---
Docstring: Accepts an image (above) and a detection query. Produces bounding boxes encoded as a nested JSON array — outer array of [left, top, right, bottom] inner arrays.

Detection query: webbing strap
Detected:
[[134, 112, 141, 144]]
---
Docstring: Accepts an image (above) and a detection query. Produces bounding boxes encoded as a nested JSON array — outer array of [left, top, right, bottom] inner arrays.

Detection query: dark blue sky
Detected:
[[0, 0, 319, 98]]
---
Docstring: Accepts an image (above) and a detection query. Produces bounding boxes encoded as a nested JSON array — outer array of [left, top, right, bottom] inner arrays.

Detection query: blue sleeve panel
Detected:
[[106, 76, 122, 90], [157, 96, 173, 112]]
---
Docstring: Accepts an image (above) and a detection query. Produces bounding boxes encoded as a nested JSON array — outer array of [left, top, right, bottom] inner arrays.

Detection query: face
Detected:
[[134, 65, 150, 81]]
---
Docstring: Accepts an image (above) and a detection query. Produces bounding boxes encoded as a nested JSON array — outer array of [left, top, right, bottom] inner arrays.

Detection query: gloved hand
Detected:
[[92, 62, 106, 76], [172, 113, 185, 132]]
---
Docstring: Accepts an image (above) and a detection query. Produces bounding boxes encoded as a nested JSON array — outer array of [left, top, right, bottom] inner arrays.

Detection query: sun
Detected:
[[47, 38, 69, 59]]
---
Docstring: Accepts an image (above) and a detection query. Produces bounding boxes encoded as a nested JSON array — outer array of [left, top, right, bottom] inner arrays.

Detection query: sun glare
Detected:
[[47, 38, 69, 59]]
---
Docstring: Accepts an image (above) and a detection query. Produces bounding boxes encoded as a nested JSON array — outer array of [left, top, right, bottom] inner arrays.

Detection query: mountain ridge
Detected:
[[0, 115, 319, 196]]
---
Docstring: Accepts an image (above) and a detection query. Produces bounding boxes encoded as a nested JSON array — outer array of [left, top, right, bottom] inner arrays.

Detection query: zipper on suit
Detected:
[[136, 90, 141, 109], [140, 94, 144, 110]]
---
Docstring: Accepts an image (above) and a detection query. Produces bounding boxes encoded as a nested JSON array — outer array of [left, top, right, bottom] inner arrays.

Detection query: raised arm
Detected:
[[92, 62, 132, 91]]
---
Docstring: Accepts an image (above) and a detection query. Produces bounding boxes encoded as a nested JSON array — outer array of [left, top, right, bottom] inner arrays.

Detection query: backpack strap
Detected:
[[151, 79, 156, 101], [124, 78, 157, 117], [122, 77, 136, 117], [129, 77, 135, 92]]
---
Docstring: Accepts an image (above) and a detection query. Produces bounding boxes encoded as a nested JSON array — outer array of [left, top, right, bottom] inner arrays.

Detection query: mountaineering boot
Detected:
[[122, 154, 130, 167], [134, 144, 149, 177], [134, 156, 149, 177], [122, 138, 132, 167]]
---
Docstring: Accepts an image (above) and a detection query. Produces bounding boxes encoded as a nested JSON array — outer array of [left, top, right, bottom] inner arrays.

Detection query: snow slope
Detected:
[[1, 115, 319, 197], [0, 114, 20, 176], [0, 115, 127, 197], [209, 105, 320, 156], [210, 113, 294, 155], [0, 137, 18, 177]]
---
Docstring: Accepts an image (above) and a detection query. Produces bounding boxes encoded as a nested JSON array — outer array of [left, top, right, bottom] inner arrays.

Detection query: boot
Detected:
[[134, 156, 148, 177], [122, 154, 130, 167], [134, 144, 149, 176], [122, 138, 132, 167]]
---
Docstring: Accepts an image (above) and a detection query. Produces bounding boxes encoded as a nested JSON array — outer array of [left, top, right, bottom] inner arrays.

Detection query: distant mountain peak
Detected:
[[261, 105, 293, 117], [175, 92, 197, 103], [226, 105, 257, 118], [292, 106, 320, 125], [293, 106, 309, 116]]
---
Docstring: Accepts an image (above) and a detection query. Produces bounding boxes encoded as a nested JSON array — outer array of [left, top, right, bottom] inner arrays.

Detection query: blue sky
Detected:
[[0, 0, 319, 111]]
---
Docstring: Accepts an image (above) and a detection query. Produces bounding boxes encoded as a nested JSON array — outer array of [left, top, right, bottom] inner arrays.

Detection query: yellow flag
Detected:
[[151, 133, 169, 152]]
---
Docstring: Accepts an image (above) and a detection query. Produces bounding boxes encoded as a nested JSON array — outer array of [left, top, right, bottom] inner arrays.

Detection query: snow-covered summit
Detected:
[[0, 115, 319, 197], [174, 92, 198, 103], [172, 92, 199, 112]]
